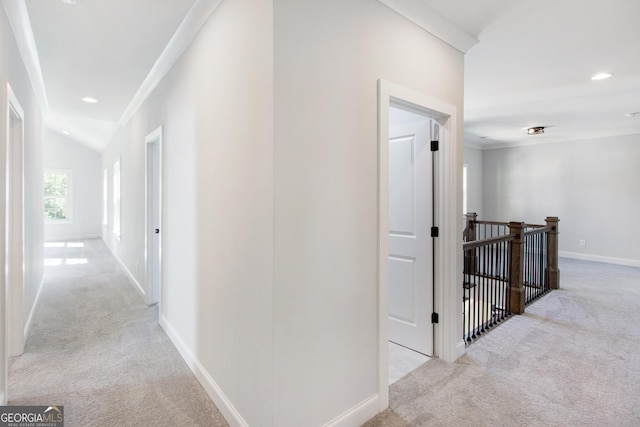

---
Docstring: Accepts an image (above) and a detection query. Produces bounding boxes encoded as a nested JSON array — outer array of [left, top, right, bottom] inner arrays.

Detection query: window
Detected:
[[44, 169, 73, 223], [113, 160, 121, 237], [103, 168, 108, 225]]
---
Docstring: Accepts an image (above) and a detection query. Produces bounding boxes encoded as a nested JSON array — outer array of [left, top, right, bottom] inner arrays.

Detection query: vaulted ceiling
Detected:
[[7, 0, 640, 151]]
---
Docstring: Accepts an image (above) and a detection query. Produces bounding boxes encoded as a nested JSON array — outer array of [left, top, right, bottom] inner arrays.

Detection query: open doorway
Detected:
[[377, 79, 460, 409], [1, 82, 25, 403], [145, 126, 162, 309], [387, 105, 435, 383]]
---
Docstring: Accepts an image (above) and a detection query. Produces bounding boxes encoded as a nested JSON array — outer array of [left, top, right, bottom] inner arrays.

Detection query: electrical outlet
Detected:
[[579, 240, 586, 247]]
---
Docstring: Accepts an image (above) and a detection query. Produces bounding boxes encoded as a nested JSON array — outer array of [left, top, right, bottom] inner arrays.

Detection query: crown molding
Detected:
[[2, 0, 49, 113], [118, 0, 223, 127], [378, 0, 478, 53]]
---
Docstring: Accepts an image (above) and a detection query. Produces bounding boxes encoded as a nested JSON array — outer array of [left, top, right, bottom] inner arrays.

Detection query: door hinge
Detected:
[[431, 226, 439, 237], [430, 140, 439, 151], [431, 312, 439, 324]]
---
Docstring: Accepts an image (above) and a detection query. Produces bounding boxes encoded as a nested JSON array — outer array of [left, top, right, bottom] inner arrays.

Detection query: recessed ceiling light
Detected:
[[82, 97, 98, 103], [591, 73, 613, 80], [625, 112, 640, 118], [62, 130, 69, 135], [60, 0, 77, 4], [527, 126, 545, 135]]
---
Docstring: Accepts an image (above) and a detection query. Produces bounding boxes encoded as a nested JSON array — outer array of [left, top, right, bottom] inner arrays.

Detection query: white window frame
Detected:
[[44, 168, 73, 224], [103, 168, 108, 225], [113, 159, 121, 238]]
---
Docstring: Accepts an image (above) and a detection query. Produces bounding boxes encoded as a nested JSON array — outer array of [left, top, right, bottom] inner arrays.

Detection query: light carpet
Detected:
[[365, 258, 640, 426], [9, 239, 228, 426]]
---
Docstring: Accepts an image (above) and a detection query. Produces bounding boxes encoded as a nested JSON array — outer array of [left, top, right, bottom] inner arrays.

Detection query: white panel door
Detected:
[[388, 118, 433, 356]]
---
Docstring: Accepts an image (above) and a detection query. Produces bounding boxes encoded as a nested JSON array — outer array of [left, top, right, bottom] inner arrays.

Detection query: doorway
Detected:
[[377, 79, 460, 410], [144, 126, 162, 308], [387, 106, 435, 383], [2, 82, 25, 404]]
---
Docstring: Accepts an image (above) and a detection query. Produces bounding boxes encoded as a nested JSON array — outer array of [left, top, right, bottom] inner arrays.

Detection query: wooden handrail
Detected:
[[463, 233, 515, 251]]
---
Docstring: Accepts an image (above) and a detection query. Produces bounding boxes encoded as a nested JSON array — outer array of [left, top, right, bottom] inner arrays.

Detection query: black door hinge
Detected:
[[430, 140, 439, 151], [431, 226, 439, 237], [431, 312, 439, 324]]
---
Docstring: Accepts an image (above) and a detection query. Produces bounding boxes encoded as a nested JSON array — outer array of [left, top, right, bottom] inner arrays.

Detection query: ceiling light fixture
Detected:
[[625, 112, 640, 118], [62, 130, 69, 135], [82, 97, 98, 103], [527, 126, 545, 135], [60, 0, 77, 4], [591, 73, 613, 80]]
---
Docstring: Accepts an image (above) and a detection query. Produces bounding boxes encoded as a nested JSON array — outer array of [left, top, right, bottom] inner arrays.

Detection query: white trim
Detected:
[[0, 1, 49, 114], [377, 79, 463, 410], [323, 394, 379, 427], [102, 237, 145, 298], [144, 126, 163, 307], [377, 0, 478, 53], [102, 168, 108, 225], [4, 82, 25, 358], [559, 252, 640, 268], [112, 158, 121, 238], [160, 315, 248, 427], [23, 276, 45, 342], [118, 0, 223, 127]]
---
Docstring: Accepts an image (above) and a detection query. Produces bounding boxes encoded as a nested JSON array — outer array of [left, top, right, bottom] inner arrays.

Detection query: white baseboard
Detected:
[[559, 252, 640, 268], [24, 276, 45, 340], [323, 394, 380, 427], [102, 238, 146, 298], [159, 315, 248, 427]]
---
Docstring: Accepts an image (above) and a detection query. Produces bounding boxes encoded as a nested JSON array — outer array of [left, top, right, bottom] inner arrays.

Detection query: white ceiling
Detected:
[[421, 0, 640, 148], [10, 0, 640, 151], [23, 0, 198, 151]]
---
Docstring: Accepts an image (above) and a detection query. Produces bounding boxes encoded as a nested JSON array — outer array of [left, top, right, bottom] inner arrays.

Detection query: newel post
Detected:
[[464, 212, 477, 242], [546, 216, 560, 290], [509, 221, 526, 314], [464, 213, 477, 275]]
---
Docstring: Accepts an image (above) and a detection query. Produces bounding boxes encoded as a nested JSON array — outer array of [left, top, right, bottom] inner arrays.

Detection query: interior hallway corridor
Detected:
[[8, 239, 228, 426]]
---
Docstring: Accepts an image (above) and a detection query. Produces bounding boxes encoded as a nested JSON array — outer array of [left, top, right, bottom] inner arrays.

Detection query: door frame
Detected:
[[144, 126, 163, 308], [1, 82, 25, 404], [377, 79, 462, 410]]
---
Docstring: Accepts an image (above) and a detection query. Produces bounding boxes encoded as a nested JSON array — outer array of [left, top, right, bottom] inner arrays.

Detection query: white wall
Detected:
[[273, 0, 464, 424], [483, 133, 640, 266], [101, 0, 463, 424], [0, 4, 45, 402], [44, 129, 101, 241], [464, 146, 483, 218], [101, 0, 274, 425]]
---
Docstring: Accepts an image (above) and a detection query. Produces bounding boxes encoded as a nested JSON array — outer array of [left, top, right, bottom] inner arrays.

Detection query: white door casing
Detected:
[[388, 118, 433, 356], [378, 79, 463, 411], [4, 82, 24, 360], [145, 126, 162, 307]]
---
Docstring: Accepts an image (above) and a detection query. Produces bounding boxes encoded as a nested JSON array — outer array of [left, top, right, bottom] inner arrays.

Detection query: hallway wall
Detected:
[[273, 0, 464, 424], [0, 4, 45, 401], [101, 0, 464, 425], [44, 129, 101, 241], [483, 133, 640, 266], [101, 0, 274, 425]]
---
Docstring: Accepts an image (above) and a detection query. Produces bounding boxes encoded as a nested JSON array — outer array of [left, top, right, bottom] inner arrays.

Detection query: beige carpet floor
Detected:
[[365, 258, 640, 426], [9, 239, 228, 426]]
